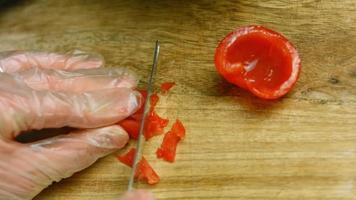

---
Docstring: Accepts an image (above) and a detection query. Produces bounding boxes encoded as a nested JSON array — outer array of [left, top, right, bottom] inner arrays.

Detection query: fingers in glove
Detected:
[[13, 67, 138, 92], [0, 50, 104, 73], [0, 88, 141, 139], [0, 125, 129, 200]]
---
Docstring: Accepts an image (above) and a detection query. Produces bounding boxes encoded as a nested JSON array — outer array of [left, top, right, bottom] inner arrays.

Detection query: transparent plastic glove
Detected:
[[119, 190, 154, 200], [0, 51, 142, 200]]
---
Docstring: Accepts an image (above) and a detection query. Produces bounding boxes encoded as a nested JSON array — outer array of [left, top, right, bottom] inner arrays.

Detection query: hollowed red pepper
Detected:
[[215, 25, 301, 99]]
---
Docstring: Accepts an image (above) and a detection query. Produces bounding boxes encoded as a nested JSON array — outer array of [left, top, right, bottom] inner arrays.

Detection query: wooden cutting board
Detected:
[[0, 0, 355, 199]]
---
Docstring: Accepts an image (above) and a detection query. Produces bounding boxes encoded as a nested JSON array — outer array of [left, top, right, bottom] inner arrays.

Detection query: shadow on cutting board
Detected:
[[16, 127, 75, 143], [215, 78, 282, 113]]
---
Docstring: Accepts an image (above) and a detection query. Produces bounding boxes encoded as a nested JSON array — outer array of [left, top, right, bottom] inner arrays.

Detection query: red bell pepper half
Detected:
[[215, 25, 301, 99]]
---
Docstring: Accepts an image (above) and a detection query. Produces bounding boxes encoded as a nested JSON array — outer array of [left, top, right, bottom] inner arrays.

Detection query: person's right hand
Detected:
[[0, 50, 154, 200]]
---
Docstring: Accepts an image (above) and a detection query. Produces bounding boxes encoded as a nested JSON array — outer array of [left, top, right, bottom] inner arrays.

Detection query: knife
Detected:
[[127, 41, 160, 191]]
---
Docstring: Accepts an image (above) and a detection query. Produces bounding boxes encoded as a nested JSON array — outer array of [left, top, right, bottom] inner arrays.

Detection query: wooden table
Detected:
[[0, 0, 355, 199]]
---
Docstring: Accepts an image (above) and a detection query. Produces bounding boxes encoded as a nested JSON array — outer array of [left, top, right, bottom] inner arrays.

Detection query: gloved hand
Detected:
[[0, 50, 152, 200]]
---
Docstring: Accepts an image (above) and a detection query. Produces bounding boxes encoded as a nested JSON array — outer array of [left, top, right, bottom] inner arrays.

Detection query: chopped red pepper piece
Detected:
[[119, 119, 140, 140], [123, 89, 168, 140], [135, 157, 160, 185], [144, 111, 169, 140], [171, 119, 185, 139], [130, 113, 143, 121], [150, 93, 159, 110], [156, 119, 186, 162], [215, 25, 301, 99], [160, 82, 175, 94], [117, 148, 136, 167], [130, 90, 158, 121], [117, 148, 160, 185]]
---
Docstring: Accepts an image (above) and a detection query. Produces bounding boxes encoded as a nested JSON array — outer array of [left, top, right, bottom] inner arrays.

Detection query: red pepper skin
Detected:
[[144, 111, 169, 140], [119, 119, 140, 140], [135, 157, 160, 185], [150, 93, 159, 110], [160, 82, 175, 93], [117, 148, 160, 185], [215, 25, 301, 99], [123, 90, 167, 141], [156, 119, 186, 162], [117, 148, 136, 167]]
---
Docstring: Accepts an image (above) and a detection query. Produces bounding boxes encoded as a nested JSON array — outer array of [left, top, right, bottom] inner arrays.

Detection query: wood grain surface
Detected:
[[0, 0, 356, 199]]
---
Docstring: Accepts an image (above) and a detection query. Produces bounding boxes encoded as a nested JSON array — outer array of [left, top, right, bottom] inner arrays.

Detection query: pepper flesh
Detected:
[[160, 82, 175, 94], [156, 119, 186, 162], [119, 119, 140, 140], [144, 111, 169, 140], [121, 90, 168, 140], [117, 148, 160, 185], [117, 148, 136, 167], [215, 25, 301, 99]]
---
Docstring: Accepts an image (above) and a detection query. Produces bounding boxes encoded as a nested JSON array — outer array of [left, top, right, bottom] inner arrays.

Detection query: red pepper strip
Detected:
[[160, 82, 175, 94], [119, 119, 140, 140], [156, 119, 185, 162], [117, 148, 160, 185]]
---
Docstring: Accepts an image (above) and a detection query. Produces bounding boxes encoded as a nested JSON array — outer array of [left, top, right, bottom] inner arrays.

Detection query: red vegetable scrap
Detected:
[[144, 111, 169, 140], [135, 157, 160, 185], [131, 93, 159, 121], [123, 89, 166, 140], [215, 25, 301, 100], [150, 93, 159, 111], [117, 83, 186, 186], [156, 119, 186, 162], [160, 82, 175, 94], [117, 148, 136, 167], [117, 148, 160, 185], [131, 89, 169, 141], [171, 119, 185, 139], [130, 112, 143, 122], [119, 119, 140, 140]]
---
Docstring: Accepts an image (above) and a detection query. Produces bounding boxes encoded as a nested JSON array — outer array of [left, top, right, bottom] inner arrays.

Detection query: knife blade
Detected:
[[127, 41, 160, 191]]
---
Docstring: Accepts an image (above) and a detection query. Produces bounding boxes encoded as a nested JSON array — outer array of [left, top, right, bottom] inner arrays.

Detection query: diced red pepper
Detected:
[[117, 148, 160, 185], [150, 93, 159, 110], [144, 111, 169, 140], [156, 119, 186, 162], [130, 113, 143, 121], [117, 148, 136, 167], [156, 131, 180, 162], [119, 119, 140, 140], [124, 89, 168, 141], [171, 119, 185, 139], [130, 90, 159, 121], [160, 82, 175, 94], [135, 157, 160, 185]]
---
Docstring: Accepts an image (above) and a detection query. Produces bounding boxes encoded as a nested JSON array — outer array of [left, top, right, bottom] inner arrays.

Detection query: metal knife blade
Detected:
[[127, 41, 160, 191]]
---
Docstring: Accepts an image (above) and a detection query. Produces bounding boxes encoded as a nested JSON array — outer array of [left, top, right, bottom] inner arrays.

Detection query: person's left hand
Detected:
[[0, 50, 142, 200]]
